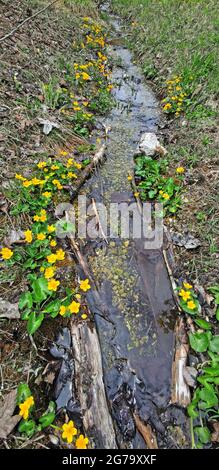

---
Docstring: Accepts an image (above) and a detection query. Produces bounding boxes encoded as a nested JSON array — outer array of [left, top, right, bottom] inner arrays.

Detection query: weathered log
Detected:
[[134, 414, 158, 449], [171, 317, 191, 407], [70, 320, 117, 449]]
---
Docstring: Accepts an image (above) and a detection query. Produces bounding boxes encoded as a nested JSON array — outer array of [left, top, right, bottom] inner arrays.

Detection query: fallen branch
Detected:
[[71, 144, 106, 200], [134, 414, 158, 449], [92, 198, 108, 243], [0, 0, 60, 43], [171, 317, 191, 407], [70, 321, 117, 449]]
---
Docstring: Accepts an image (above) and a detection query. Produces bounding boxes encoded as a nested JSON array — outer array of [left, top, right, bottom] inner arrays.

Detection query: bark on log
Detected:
[[70, 321, 117, 449], [171, 317, 191, 407]]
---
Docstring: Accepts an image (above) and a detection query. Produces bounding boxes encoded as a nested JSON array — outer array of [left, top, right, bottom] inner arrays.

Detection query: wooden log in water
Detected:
[[70, 320, 117, 449], [171, 317, 191, 407]]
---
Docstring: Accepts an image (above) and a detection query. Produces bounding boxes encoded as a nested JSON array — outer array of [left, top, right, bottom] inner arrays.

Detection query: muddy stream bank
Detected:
[[51, 9, 189, 449]]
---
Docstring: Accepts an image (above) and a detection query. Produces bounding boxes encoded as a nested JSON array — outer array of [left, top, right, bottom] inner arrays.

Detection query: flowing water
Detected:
[[77, 13, 179, 448]]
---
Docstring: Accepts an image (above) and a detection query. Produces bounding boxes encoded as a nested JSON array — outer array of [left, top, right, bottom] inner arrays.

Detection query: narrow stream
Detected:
[[77, 12, 179, 448], [51, 7, 189, 449]]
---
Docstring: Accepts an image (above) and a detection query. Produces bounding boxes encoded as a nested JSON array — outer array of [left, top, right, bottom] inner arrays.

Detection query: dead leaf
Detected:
[[0, 298, 20, 319], [38, 118, 60, 135], [0, 389, 21, 439], [171, 231, 201, 249], [211, 421, 219, 442], [4, 229, 24, 245], [183, 366, 198, 388], [0, 193, 8, 214]]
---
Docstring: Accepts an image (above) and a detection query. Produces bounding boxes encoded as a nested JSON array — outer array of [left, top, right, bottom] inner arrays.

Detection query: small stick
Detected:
[[71, 144, 106, 200], [134, 414, 158, 449], [92, 198, 108, 243], [0, 0, 60, 43]]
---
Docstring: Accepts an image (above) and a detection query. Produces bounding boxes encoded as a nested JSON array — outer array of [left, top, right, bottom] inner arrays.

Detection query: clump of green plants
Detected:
[[134, 155, 185, 214], [177, 282, 219, 448], [17, 383, 56, 437], [162, 75, 193, 117], [41, 81, 68, 110], [1, 157, 92, 334], [17, 383, 89, 448]]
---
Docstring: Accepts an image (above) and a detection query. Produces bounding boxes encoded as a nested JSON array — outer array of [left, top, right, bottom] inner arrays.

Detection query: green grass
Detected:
[[112, 0, 219, 287], [112, 0, 219, 116]]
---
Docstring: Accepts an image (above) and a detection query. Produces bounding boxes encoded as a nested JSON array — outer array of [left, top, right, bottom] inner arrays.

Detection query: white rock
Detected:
[[136, 132, 167, 156]]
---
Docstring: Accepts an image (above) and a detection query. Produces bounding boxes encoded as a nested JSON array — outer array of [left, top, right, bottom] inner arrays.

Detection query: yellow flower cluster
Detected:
[[163, 75, 188, 116], [59, 279, 91, 318], [61, 420, 89, 448], [179, 281, 196, 310]]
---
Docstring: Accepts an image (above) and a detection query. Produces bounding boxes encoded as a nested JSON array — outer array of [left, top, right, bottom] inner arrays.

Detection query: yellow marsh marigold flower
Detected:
[[15, 173, 26, 181], [183, 282, 193, 289], [67, 172, 77, 179], [56, 248, 65, 261], [62, 421, 77, 444], [163, 103, 172, 111], [75, 293, 81, 300], [42, 191, 51, 198], [179, 289, 191, 302], [40, 215, 47, 222], [74, 162, 82, 170], [66, 158, 74, 168], [176, 167, 185, 174], [51, 165, 59, 171], [44, 266, 56, 279], [47, 253, 57, 264], [73, 101, 79, 106], [75, 434, 89, 449], [24, 230, 33, 243], [48, 278, 60, 292], [37, 161, 47, 169], [50, 240, 57, 247], [23, 180, 32, 188], [31, 177, 42, 186], [187, 300, 196, 310], [75, 73, 80, 80], [47, 225, 56, 233], [19, 396, 34, 420], [33, 215, 40, 222], [162, 193, 170, 200], [127, 175, 132, 181], [81, 72, 91, 81], [59, 305, 66, 316], [60, 150, 68, 156], [0, 247, 13, 260], [69, 301, 80, 314], [80, 279, 91, 292], [81, 314, 88, 320], [73, 106, 81, 112], [37, 233, 46, 241]]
